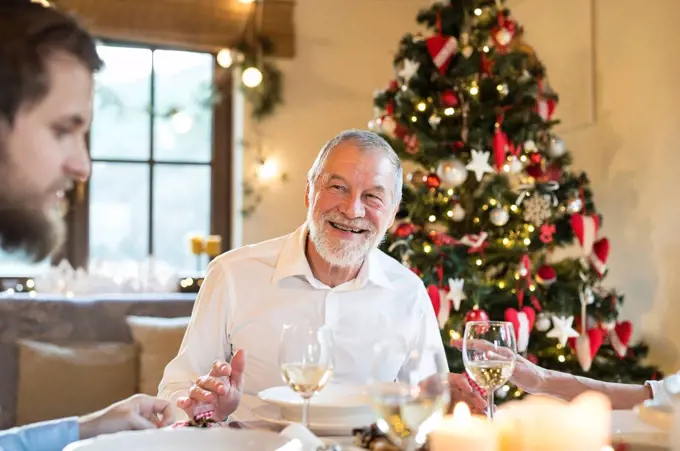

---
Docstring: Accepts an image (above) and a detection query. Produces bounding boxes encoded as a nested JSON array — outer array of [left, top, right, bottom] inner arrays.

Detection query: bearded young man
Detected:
[[159, 129, 487, 422], [0, 2, 246, 449]]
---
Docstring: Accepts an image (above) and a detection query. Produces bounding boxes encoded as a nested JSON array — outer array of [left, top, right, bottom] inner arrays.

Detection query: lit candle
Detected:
[[205, 235, 222, 257], [429, 402, 498, 451], [190, 235, 204, 255]]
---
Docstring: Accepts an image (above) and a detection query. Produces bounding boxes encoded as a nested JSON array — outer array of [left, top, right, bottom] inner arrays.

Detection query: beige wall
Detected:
[[239, 0, 680, 372]]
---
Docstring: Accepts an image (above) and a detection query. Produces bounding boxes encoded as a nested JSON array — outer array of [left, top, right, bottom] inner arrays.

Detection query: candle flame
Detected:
[[452, 402, 471, 419]]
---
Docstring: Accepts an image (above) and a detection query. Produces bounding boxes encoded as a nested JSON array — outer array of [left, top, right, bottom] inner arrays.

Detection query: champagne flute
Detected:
[[368, 340, 450, 451], [462, 321, 517, 420], [279, 324, 334, 428]]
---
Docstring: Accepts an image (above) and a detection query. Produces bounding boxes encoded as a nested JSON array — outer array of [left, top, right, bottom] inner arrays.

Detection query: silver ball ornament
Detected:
[[436, 159, 467, 187], [549, 137, 566, 158], [490, 207, 509, 226], [536, 313, 552, 332]]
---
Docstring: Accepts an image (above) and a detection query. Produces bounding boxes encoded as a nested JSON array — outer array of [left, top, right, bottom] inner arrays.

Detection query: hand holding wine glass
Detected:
[[279, 324, 334, 428], [462, 321, 517, 420]]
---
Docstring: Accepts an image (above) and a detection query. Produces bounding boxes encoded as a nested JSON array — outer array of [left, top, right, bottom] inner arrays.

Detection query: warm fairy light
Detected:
[[447, 189, 454, 196], [503, 164, 510, 172], [473, 217, 480, 223], [411, 116, 418, 122], [502, 238, 509, 246], [257, 158, 279, 180], [524, 238, 531, 245], [529, 284, 536, 291], [510, 205, 519, 213], [483, 46, 490, 53], [527, 225, 535, 232], [498, 281, 506, 289], [474, 8, 483, 15], [447, 210, 454, 217], [482, 205, 489, 210], [444, 107, 455, 116], [520, 155, 528, 162], [429, 215, 437, 222], [470, 85, 479, 96], [242, 67, 263, 87], [450, 330, 461, 340], [489, 199, 497, 205], [514, 273, 520, 280], [423, 244, 433, 253], [417, 102, 427, 111], [216, 49, 234, 68], [475, 259, 482, 266], [558, 355, 566, 363]]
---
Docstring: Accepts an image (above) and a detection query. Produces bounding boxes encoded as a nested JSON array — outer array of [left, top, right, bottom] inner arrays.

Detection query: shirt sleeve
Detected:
[[0, 417, 79, 451], [157, 258, 233, 420], [645, 379, 672, 406]]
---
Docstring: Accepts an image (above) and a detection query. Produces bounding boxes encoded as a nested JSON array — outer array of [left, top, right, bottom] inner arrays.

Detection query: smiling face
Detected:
[[305, 141, 399, 268], [0, 52, 93, 260]]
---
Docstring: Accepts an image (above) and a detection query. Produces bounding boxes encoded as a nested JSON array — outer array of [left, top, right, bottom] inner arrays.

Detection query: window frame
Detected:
[[1, 39, 234, 280]]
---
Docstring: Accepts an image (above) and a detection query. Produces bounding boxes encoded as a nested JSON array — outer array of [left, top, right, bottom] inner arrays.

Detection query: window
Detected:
[[0, 42, 233, 279]]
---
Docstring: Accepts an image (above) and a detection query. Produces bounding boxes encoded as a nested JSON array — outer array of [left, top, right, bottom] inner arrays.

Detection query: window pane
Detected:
[[153, 50, 213, 163], [0, 250, 49, 278], [152, 164, 211, 273], [91, 45, 152, 161], [89, 163, 150, 263]]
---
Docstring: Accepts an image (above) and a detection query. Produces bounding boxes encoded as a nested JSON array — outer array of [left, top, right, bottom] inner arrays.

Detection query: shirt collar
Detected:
[[272, 223, 394, 290]]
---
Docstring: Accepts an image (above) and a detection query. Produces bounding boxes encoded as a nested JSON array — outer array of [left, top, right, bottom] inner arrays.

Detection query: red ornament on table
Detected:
[[394, 222, 415, 238], [426, 35, 459, 74], [610, 321, 632, 359], [589, 237, 609, 277], [425, 173, 441, 189]]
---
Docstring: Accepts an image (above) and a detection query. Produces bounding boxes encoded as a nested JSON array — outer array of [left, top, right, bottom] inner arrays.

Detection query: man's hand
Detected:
[[450, 338, 549, 393], [78, 394, 174, 440], [446, 373, 488, 415], [176, 349, 246, 421]]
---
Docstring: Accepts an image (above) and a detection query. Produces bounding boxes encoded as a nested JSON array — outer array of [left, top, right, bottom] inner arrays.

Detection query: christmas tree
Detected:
[[371, 0, 662, 402]]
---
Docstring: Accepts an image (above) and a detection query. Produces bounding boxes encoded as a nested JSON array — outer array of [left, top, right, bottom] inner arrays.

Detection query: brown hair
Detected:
[[0, 1, 103, 124]]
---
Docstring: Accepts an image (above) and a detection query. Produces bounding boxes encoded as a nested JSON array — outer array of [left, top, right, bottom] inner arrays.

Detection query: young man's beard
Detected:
[[0, 195, 65, 262]]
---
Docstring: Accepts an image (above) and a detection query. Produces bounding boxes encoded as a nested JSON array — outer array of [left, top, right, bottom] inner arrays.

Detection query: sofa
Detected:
[[0, 293, 195, 429]]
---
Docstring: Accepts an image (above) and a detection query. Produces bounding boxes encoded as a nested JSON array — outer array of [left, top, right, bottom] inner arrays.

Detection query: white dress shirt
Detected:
[[158, 224, 446, 421]]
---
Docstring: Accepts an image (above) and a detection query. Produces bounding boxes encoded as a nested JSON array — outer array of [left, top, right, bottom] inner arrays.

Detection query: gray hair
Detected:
[[307, 129, 403, 207]]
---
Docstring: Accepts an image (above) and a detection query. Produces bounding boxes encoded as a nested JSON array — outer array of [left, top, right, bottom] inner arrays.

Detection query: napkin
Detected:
[[280, 423, 326, 450]]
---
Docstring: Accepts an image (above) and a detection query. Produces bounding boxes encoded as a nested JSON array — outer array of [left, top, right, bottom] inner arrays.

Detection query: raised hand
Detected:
[[450, 338, 548, 393], [446, 372, 488, 415], [177, 349, 246, 421]]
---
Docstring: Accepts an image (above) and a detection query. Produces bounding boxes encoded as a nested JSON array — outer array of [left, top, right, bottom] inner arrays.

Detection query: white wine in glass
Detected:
[[369, 342, 449, 451], [279, 324, 334, 428], [462, 321, 517, 420]]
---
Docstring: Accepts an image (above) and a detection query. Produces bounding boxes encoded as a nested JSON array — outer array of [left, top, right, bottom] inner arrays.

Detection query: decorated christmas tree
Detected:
[[371, 0, 662, 402]]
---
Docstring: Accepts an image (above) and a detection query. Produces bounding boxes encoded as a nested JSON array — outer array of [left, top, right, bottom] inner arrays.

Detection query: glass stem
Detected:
[[302, 397, 311, 428], [487, 389, 495, 420]]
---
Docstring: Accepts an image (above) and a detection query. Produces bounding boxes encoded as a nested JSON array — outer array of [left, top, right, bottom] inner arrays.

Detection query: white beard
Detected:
[[307, 209, 382, 268]]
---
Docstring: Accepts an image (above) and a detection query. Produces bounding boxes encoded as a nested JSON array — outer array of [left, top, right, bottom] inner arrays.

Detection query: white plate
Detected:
[[252, 404, 369, 436], [258, 385, 370, 408], [64, 428, 294, 451]]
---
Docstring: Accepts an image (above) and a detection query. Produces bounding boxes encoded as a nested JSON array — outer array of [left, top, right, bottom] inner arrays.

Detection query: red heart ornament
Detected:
[[571, 213, 600, 254], [426, 35, 458, 74], [610, 321, 632, 358], [589, 238, 610, 277], [569, 328, 604, 371], [504, 307, 536, 353], [427, 284, 440, 316]]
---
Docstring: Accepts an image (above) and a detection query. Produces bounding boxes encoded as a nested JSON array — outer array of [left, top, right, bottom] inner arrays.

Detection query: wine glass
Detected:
[[368, 340, 450, 451], [462, 321, 517, 420], [279, 324, 335, 428]]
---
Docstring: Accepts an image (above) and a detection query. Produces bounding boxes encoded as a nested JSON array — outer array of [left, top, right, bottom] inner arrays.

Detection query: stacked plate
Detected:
[[253, 384, 377, 436]]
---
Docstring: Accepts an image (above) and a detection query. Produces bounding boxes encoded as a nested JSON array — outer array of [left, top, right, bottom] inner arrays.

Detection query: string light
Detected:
[[423, 244, 433, 253], [510, 205, 519, 213], [411, 116, 418, 122], [446, 210, 454, 218], [520, 155, 528, 162], [558, 355, 566, 363], [450, 330, 461, 340], [498, 281, 506, 289], [469, 83, 479, 96], [444, 107, 455, 116], [473, 217, 480, 223], [417, 102, 427, 111], [527, 225, 535, 232], [242, 67, 263, 88], [475, 259, 482, 266], [489, 199, 497, 206], [474, 8, 483, 15], [257, 158, 279, 180], [216, 49, 234, 68], [502, 238, 510, 246], [447, 189, 454, 196], [428, 215, 437, 222], [524, 238, 531, 245], [483, 46, 490, 53], [529, 284, 536, 291]]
